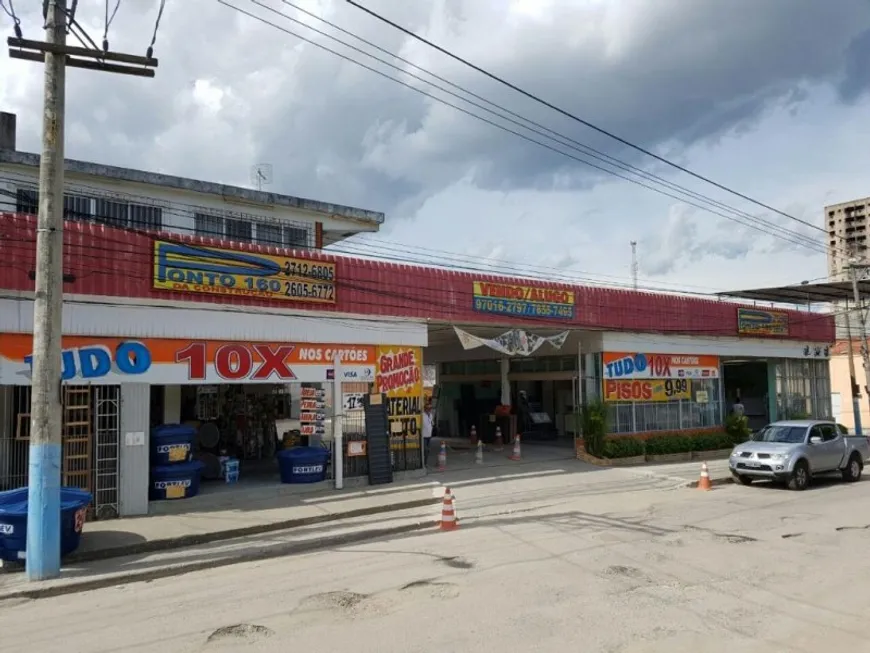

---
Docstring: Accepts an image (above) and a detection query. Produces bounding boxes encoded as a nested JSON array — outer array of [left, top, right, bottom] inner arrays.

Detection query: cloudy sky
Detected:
[[2, 0, 870, 295]]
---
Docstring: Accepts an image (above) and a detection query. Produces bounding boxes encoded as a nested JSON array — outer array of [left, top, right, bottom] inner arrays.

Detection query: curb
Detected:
[[0, 519, 436, 601], [66, 497, 442, 564]]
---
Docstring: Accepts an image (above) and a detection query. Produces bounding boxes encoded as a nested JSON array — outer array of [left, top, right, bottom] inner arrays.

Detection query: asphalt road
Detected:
[[3, 475, 870, 653]]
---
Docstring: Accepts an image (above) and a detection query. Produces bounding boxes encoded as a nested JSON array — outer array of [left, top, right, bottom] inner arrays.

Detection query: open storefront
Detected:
[[0, 328, 425, 518]]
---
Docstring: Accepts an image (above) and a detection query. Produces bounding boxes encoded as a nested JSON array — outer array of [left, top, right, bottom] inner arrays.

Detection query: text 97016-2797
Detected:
[[473, 297, 574, 319]]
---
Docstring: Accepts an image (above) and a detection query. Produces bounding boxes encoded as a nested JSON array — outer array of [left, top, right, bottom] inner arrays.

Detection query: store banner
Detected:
[[603, 378, 692, 402], [737, 308, 789, 336], [602, 352, 719, 380], [471, 280, 575, 320], [153, 240, 337, 304], [454, 327, 569, 357], [0, 334, 378, 385], [375, 346, 423, 450]]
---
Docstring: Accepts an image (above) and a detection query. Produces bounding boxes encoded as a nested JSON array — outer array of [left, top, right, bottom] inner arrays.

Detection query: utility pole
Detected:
[[630, 241, 638, 290], [849, 261, 870, 416], [843, 300, 863, 435], [7, 0, 159, 581]]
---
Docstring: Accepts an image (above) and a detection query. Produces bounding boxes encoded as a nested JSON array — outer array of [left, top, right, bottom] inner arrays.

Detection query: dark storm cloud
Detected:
[[3, 0, 869, 217]]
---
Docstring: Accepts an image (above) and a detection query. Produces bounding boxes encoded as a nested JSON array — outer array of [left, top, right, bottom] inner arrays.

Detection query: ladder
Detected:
[[62, 386, 93, 495]]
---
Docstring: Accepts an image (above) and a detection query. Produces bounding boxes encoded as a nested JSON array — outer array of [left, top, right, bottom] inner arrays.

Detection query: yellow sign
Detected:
[[376, 346, 423, 450], [603, 378, 692, 402], [153, 240, 336, 303], [471, 281, 575, 320]]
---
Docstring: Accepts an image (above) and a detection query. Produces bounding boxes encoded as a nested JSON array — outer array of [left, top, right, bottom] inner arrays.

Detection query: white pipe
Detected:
[[333, 354, 344, 490]]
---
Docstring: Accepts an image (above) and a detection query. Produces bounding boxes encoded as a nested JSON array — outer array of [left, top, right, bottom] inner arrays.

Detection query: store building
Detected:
[[0, 210, 836, 520]]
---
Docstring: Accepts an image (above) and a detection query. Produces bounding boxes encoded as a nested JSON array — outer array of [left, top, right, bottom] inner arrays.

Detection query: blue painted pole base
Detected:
[[26, 442, 62, 581]]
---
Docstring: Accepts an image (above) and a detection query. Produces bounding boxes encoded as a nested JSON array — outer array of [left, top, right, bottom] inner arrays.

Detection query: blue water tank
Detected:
[[150, 461, 205, 501], [277, 447, 330, 484], [151, 424, 196, 466], [0, 487, 92, 563]]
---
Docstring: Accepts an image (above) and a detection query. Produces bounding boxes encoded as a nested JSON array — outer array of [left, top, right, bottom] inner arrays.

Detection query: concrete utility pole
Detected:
[[843, 300, 863, 435], [8, 0, 159, 581], [25, 0, 68, 583], [849, 262, 870, 416]]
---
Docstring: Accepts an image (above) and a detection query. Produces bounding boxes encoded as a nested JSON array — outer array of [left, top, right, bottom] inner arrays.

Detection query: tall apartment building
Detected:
[[827, 197, 870, 280]]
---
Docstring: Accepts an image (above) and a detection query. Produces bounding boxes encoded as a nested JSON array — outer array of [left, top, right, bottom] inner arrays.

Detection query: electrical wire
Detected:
[[102, 0, 121, 50], [275, 0, 839, 257], [0, 211, 838, 338], [343, 0, 832, 240], [0, 182, 737, 295], [218, 0, 837, 260], [0, 176, 833, 297], [146, 0, 165, 58], [0, 190, 786, 299]]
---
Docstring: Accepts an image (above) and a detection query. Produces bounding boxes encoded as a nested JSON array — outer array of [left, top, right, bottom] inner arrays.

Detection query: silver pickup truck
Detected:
[[729, 419, 870, 491]]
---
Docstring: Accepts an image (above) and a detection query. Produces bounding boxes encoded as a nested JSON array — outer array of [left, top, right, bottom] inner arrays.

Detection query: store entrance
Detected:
[[150, 382, 333, 495], [722, 359, 769, 430]]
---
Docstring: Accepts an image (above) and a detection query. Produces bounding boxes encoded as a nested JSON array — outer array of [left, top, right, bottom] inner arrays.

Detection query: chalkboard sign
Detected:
[[363, 393, 393, 486]]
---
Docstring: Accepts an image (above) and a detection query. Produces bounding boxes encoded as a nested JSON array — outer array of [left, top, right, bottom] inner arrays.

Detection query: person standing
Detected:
[[422, 403, 434, 467]]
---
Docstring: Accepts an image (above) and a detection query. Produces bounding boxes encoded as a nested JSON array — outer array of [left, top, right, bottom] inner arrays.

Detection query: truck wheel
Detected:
[[737, 475, 754, 486], [842, 454, 863, 483], [788, 461, 809, 491]]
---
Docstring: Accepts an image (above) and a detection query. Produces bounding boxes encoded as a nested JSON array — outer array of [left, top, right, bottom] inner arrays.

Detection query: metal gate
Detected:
[[0, 385, 120, 519]]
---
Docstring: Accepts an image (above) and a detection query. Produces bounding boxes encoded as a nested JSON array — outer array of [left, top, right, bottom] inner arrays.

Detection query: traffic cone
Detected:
[[470, 425, 478, 446], [475, 439, 484, 465], [494, 426, 504, 451], [437, 440, 447, 472], [697, 462, 712, 491], [438, 488, 459, 531], [509, 433, 522, 461]]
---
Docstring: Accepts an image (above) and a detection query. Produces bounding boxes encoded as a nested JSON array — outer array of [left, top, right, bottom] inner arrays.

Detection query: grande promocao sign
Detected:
[[471, 281, 575, 320], [153, 240, 336, 304]]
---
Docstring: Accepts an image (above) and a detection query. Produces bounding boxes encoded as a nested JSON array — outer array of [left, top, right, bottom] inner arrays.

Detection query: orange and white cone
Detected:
[[494, 426, 504, 451], [509, 433, 522, 461], [438, 488, 459, 531], [437, 440, 447, 472], [698, 461, 712, 491]]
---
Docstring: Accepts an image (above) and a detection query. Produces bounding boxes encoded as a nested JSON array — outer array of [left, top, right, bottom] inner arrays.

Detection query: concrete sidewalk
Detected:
[[0, 453, 684, 600]]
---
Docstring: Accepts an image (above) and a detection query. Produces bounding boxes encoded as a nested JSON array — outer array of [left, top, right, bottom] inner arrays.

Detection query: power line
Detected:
[[218, 1, 833, 258], [344, 0, 831, 239]]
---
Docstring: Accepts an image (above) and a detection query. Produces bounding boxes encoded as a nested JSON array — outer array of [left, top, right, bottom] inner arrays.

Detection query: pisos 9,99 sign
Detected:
[[153, 240, 336, 304]]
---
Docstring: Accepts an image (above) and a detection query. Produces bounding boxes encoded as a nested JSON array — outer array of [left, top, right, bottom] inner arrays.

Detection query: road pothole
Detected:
[[297, 590, 391, 619], [439, 556, 474, 569], [400, 579, 460, 600], [207, 624, 274, 644], [604, 565, 647, 580]]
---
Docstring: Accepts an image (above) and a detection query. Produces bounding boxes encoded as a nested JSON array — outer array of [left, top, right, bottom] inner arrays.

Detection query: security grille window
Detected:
[[129, 203, 163, 230], [15, 188, 38, 214], [226, 218, 252, 243], [94, 198, 129, 228], [285, 226, 310, 248], [256, 222, 283, 246], [194, 213, 224, 238], [606, 378, 722, 434], [64, 194, 93, 221]]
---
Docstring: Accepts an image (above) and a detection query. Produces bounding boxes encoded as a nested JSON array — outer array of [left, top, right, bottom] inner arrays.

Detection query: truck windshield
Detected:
[[756, 425, 807, 444]]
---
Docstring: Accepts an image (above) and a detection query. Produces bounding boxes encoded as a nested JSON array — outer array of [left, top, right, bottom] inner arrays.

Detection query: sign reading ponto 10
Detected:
[[153, 240, 337, 304], [472, 281, 575, 320], [602, 352, 720, 380]]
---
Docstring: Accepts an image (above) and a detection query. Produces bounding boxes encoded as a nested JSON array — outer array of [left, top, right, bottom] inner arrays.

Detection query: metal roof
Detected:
[[717, 281, 870, 305]]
